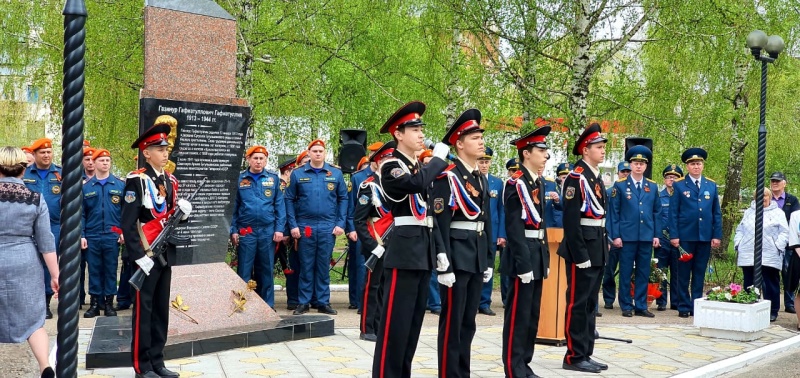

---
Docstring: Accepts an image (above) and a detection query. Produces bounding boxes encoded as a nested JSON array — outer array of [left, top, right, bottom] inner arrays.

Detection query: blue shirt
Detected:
[[82, 175, 126, 236], [230, 169, 286, 234], [23, 164, 62, 226], [286, 162, 348, 229]]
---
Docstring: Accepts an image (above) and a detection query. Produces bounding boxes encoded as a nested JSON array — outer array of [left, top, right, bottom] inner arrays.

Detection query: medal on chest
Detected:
[[532, 188, 540, 205], [158, 184, 166, 198], [595, 183, 602, 199], [465, 181, 480, 197]]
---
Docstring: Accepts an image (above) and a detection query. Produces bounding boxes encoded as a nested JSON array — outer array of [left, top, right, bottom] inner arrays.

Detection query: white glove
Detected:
[[576, 260, 592, 269], [436, 253, 450, 272], [518, 271, 533, 284], [135, 256, 154, 276], [483, 267, 493, 283], [371, 245, 385, 258], [178, 199, 192, 220], [547, 268, 550, 277], [437, 272, 456, 287], [432, 142, 450, 161]]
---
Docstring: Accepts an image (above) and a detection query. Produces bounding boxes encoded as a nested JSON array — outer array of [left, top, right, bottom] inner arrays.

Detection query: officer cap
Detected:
[[662, 164, 683, 178], [443, 109, 483, 146], [278, 158, 296, 174], [367, 141, 384, 152], [307, 139, 325, 150], [625, 145, 651, 163], [132, 115, 176, 150], [30, 138, 53, 151], [511, 125, 551, 150], [381, 101, 426, 134], [617, 161, 631, 172], [295, 150, 309, 166], [572, 123, 607, 156], [371, 140, 396, 163], [557, 163, 573, 175], [92, 148, 111, 161], [681, 147, 707, 163], [418, 149, 433, 163], [83, 147, 95, 157], [506, 158, 520, 171], [246, 145, 268, 158], [479, 146, 493, 161]]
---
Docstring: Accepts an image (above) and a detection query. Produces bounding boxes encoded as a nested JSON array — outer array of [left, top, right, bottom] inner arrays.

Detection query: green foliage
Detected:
[[706, 283, 760, 304]]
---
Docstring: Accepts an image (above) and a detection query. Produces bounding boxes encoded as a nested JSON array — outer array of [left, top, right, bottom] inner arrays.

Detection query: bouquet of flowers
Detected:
[[706, 283, 760, 304], [662, 230, 693, 261], [649, 258, 667, 284]]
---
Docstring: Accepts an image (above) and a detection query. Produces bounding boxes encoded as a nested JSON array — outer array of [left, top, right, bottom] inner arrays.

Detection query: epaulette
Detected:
[[127, 168, 146, 178], [266, 168, 279, 176], [616, 178, 626, 182], [545, 176, 555, 182], [507, 169, 524, 184], [675, 177, 685, 182], [646, 178, 656, 183], [706, 177, 715, 183], [364, 176, 375, 183], [574, 166, 584, 174], [360, 176, 376, 189], [436, 164, 457, 179]]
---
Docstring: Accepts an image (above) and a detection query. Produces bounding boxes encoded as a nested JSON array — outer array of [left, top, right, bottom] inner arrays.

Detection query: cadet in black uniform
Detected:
[[372, 101, 449, 378], [354, 141, 396, 342], [431, 109, 493, 378], [502, 126, 551, 378], [558, 123, 609, 374], [121, 116, 192, 378]]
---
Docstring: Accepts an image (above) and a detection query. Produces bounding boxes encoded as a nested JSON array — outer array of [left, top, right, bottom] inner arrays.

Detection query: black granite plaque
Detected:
[[139, 98, 250, 264]]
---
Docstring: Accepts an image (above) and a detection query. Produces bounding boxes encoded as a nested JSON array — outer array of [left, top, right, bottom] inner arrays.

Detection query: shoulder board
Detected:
[[705, 177, 715, 183], [675, 177, 685, 182], [364, 176, 375, 183], [266, 169, 279, 176], [54, 164, 62, 169], [574, 166, 584, 174], [616, 178, 626, 182], [646, 178, 656, 183], [545, 176, 555, 182], [436, 164, 457, 179], [360, 176, 376, 189], [127, 168, 146, 178]]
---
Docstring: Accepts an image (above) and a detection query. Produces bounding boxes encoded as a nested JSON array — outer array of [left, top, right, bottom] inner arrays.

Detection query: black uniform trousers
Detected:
[[372, 268, 431, 378], [361, 256, 384, 336], [503, 276, 543, 378], [563, 264, 603, 365], [438, 270, 482, 378], [131, 263, 172, 374]]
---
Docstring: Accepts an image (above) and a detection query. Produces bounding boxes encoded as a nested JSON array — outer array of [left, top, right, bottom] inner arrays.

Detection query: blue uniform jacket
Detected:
[[543, 177, 563, 228], [23, 164, 62, 225], [346, 166, 373, 233], [230, 169, 286, 234], [286, 162, 348, 229], [668, 176, 722, 242], [82, 175, 125, 237], [607, 176, 661, 242], [658, 187, 673, 244], [487, 174, 506, 242]]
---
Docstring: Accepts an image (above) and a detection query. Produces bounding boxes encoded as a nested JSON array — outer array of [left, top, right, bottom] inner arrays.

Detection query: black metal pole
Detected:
[[753, 58, 767, 294], [58, 0, 86, 377]]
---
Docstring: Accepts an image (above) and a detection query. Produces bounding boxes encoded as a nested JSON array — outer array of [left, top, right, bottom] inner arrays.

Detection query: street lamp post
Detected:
[[745, 30, 784, 295]]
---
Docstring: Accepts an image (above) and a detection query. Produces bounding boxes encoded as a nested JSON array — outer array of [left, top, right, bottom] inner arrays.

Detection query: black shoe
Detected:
[[359, 333, 377, 342], [153, 366, 179, 377], [587, 357, 609, 370], [318, 305, 338, 315], [287, 304, 298, 311], [348, 304, 358, 310], [40, 366, 55, 378], [770, 315, 778, 322], [562, 361, 601, 373], [604, 303, 614, 309], [114, 303, 130, 311], [657, 304, 667, 311], [104, 296, 117, 317], [357, 309, 362, 315], [84, 296, 101, 318], [679, 312, 690, 318], [45, 295, 53, 319], [635, 310, 655, 318], [134, 371, 161, 378], [671, 305, 678, 310], [430, 308, 441, 315], [293, 304, 310, 315], [787, 307, 797, 314], [596, 312, 603, 317], [478, 307, 496, 316], [622, 310, 633, 317]]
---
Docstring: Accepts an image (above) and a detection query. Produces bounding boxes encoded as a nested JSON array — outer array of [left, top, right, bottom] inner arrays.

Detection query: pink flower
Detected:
[[729, 283, 742, 292]]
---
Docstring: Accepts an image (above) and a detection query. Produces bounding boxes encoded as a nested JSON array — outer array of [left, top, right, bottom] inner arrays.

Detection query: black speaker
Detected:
[[339, 129, 367, 173], [625, 137, 654, 180]]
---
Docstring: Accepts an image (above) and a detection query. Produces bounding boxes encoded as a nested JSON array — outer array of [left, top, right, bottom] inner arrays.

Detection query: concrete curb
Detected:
[[673, 333, 800, 378], [273, 284, 349, 292]]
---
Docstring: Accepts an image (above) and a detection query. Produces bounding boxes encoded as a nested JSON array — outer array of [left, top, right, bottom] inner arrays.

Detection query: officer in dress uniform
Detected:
[[230, 145, 286, 307], [277, 157, 299, 309], [477, 147, 506, 317], [431, 109, 493, 378], [501, 126, 551, 378], [655, 164, 683, 311], [286, 140, 348, 315], [542, 174, 561, 228], [668, 148, 722, 318], [601, 161, 631, 309], [23, 138, 62, 319], [354, 141, 396, 342], [80, 148, 126, 318], [558, 123, 609, 374], [121, 115, 192, 378], [372, 101, 449, 378], [80, 143, 95, 308], [500, 158, 521, 306], [552, 163, 572, 228], [607, 146, 661, 318]]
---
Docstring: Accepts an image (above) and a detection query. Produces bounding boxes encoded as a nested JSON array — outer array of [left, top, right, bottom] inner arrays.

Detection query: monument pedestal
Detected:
[[536, 228, 567, 346]]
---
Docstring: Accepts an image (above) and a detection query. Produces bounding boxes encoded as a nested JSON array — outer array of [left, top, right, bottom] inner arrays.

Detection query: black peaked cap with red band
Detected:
[[510, 125, 551, 150], [572, 122, 607, 156], [442, 108, 483, 146], [380, 101, 426, 134], [371, 140, 396, 162], [131, 123, 170, 150]]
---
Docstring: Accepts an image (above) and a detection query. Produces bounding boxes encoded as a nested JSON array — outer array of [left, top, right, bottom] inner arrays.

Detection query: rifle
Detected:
[[129, 177, 207, 291]]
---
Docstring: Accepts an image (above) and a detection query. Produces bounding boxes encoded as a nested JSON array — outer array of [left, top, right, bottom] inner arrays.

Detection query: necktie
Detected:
[[696, 180, 700, 190], [472, 170, 483, 191], [636, 182, 642, 193]]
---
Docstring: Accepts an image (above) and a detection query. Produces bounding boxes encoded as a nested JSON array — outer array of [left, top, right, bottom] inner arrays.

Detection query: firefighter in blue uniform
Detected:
[[230, 145, 286, 307], [607, 146, 661, 318], [286, 140, 348, 315], [284, 151, 308, 310], [602, 161, 631, 309], [347, 144, 382, 311], [23, 138, 62, 319], [81, 148, 125, 318], [655, 164, 683, 311], [500, 157, 521, 307], [551, 162, 573, 227], [476, 146, 505, 317], [668, 148, 722, 318]]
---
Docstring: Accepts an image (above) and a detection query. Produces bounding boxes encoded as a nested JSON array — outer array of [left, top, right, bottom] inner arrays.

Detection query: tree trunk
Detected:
[[568, 0, 592, 133], [444, 26, 462, 126], [235, 0, 256, 145], [519, 3, 537, 128]]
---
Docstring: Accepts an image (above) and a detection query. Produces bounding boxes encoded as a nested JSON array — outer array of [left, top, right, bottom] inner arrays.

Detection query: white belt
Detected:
[[580, 218, 605, 227], [394, 216, 433, 228], [450, 221, 484, 232], [525, 229, 544, 239]]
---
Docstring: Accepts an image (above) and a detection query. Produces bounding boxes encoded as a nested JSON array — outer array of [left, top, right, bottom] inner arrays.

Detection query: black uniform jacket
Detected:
[[379, 152, 448, 270], [121, 164, 177, 264], [431, 159, 493, 274], [354, 173, 383, 258], [556, 159, 608, 266], [501, 166, 549, 279]]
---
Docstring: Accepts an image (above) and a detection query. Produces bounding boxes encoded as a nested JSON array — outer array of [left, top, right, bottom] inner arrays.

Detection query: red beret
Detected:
[[92, 149, 111, 160], [246, 145, 268, 157], [30, 138, 53, 151], [307, 139, 325, 150]]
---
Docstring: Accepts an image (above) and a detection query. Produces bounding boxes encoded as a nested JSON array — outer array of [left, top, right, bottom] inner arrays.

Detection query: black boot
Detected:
[[83, 296, 101, 318], [104, 296, 117, 317], [45, 294, 53, 319]]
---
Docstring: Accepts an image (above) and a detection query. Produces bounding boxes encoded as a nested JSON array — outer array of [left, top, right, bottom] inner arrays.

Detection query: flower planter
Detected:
[[693, 298, 770, 341]]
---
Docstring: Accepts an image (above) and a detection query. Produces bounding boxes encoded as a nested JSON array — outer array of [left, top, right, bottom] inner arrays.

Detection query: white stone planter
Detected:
[[693, 298, 771, 341]]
